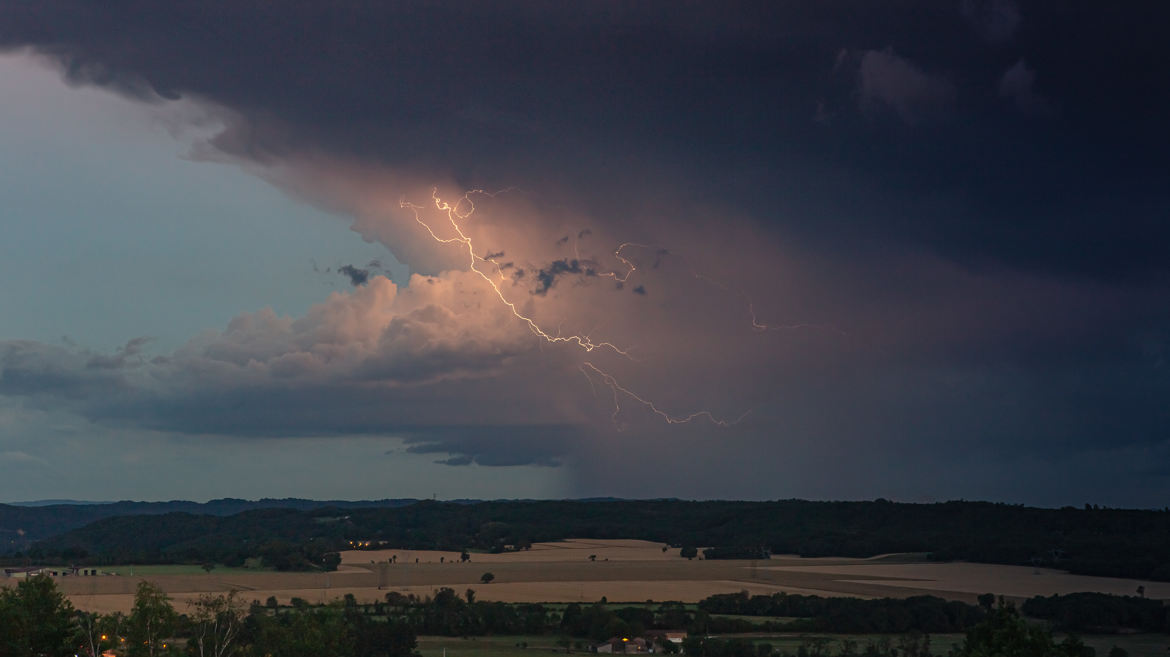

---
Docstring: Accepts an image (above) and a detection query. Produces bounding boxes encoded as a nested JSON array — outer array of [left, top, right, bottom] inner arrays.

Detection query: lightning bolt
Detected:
[[402, 187, 755, 428], [594, 242, 655, 284], [596, 242, 846, 335], [401, 189, 630, 357], [580, 362, 748, 428]]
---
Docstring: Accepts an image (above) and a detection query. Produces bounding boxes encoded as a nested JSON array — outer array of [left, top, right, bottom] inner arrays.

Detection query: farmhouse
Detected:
[[3, 566, 49, 579], [593, 631, 687, 653]]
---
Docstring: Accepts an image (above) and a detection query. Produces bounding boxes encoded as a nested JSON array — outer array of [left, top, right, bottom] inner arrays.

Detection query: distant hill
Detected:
[[9, 500, 115, 507], [0, 497, 420, 552]]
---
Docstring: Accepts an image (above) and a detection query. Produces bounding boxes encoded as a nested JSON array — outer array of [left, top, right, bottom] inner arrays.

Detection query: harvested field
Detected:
[[339, 539, 682, 565], [764, 562, 1170, 599], [8, 539, 1161, 613]]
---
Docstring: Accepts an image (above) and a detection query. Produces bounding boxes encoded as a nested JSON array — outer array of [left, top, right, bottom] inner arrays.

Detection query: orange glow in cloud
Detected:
[[401, 188, 748, 428]]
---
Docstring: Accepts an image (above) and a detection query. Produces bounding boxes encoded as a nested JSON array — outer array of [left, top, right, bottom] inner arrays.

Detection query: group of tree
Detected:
[[13, 500, 1170, 581], [0, 575, 418, 657], [698, 591, 986, 634], [4, 576, 1162, 657], [359, 589, 998, 640], [684, 601, 1101, 657], [1021, 592, 1170, 633]]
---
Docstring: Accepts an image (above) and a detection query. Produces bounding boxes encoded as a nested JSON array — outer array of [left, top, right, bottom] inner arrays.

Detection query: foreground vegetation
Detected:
[[3, 575, 1167, 656], [10, 500, 1170, 580]]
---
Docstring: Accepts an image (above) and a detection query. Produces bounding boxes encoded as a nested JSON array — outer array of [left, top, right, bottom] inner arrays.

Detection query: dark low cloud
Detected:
[[857, 49, 955, 124], [338, 264, 369, 287], [999, 60, 1051, 115], [85, 336, 151, 369], [534, 259, 593, 295], [960, 0, 1021, 43], [399, 425, 580, 467]]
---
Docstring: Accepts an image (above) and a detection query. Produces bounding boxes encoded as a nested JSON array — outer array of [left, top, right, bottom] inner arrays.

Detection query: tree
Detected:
[[480, 572, 495, 584], [465, 589, 476, 604], [76, 609, 119, 657], [588, 555, 597, 562], [680, 546, 698, 560], [955, 600, 1090, 657], [976, 593, 996, 611], [0, 574, 76, 657], [127, 581, 177, 657], [460, 550, 471, 563], [201, 563, 215, 574], [188, 590, 247, 657]]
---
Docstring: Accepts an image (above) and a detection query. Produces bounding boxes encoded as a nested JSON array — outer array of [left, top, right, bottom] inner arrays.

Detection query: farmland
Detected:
[[8, 539, 1163, 614]]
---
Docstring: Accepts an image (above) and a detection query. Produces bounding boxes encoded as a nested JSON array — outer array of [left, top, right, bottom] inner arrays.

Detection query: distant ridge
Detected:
[[0, 496, 634, 552], [0, 497, 422, 551], [10, 500, 115, 507]]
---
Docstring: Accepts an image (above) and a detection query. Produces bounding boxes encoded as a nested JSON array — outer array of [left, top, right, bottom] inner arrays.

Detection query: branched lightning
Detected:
[[401, 189, 630, 357], [747, 301, 848, 335], [594, 242, 656, 284], [598, 242, 846, 335], [580, 362, 749, 428], [401, 188, 770, 429]]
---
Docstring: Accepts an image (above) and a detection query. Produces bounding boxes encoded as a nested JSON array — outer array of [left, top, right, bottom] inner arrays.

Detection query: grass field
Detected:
[[416, 634, 1170, 657], [418, 635, 567, 657]]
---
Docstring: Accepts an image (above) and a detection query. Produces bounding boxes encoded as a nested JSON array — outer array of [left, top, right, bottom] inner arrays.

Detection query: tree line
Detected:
[[684, 602, 1099, 657], [3, 577, 1161, 657], [14, 500, 1170, 580]]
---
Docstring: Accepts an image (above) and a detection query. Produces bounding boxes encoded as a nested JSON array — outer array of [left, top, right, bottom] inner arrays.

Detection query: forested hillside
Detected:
[[0, 497, 418, 552], [10, 499, 1170, 580]]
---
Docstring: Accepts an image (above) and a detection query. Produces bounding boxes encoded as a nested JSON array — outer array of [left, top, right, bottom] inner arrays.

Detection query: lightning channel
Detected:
[[580, 362, 749, 428], [401, 189, 630, 356]]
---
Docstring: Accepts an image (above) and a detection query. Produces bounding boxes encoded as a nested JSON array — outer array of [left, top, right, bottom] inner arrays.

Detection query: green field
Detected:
[[710, 613, 800, 624], [100, 564, 270, 575], [418, 635, 568, 657], [418, 633, 1170, 657]]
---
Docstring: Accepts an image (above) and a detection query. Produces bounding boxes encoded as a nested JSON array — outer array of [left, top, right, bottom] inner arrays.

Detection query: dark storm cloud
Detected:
[[960, 0, 1021, 43], [338, 264, 370, 287], [399, 425, 579, 467], [85, 336, 151, 369], [2, 1, 1167, 278], [999, 59, 1051, 115], [533, 259, 586, 295], [2, 1, 1170, 503], [856, 48, 955, 124]]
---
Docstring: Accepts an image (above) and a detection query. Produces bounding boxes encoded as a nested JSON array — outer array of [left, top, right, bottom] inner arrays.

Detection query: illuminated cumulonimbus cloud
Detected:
[[248, 153, 769, 429], [4, 3, 1163, 500]]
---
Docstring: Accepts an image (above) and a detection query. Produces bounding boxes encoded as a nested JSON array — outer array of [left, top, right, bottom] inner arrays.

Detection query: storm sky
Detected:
[[1, 1, 1167, 505]]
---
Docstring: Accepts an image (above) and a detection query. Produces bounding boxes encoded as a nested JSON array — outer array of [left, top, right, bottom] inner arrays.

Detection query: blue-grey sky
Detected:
[[0, 55, 401, 352], [0, 2, 1168, 506]]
